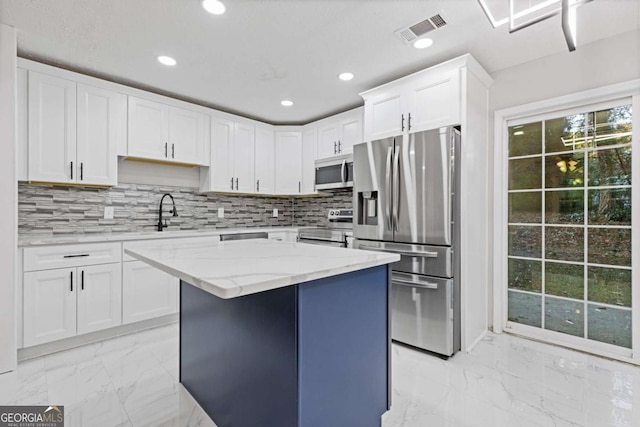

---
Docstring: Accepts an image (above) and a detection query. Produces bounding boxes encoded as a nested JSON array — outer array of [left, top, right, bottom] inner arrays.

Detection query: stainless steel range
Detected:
[[297, 209, 353, 248]]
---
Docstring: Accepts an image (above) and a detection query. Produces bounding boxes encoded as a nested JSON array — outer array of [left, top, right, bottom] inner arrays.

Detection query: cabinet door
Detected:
[[339, 112, 363, 154], [302, 128, 318, 194], [275, 132, 303, 194], [408, 69, 461, 132], [76, 84, 125, 186], [209, 118, 235, 192], [363, 90, 405, 141], [122, 261, 178, 324], [127, 97, 168, 161], [28, 71, 77, 183], [168, 106, 208, 165], [233, 123, 255, 193], [317, 123, 339, 159], [17, 68, 28, 181], [77, 263, 122, 334], [254, 126, 275, 194], [23, 268, 76, 347]]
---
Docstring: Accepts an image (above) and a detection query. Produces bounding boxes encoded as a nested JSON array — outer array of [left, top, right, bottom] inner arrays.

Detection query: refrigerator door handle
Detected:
[[393, 278, 438, 290], [358, 245, 438, 258], [393, 144, 400, 232], [385, 147, 393, 231]]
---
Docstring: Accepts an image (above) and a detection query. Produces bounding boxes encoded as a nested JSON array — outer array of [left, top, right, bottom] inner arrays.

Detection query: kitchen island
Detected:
[[125, 238, 399, 427]]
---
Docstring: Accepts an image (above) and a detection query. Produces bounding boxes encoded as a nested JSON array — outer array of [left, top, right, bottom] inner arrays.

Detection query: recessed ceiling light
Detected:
[[157, 56, 177, 66], [413, 38, 434, 49], [338, 72, 354, 81], [281, 100, 293, 107], [202, 0, 226, 15]]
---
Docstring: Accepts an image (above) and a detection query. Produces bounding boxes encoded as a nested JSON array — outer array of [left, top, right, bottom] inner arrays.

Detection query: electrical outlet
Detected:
[[272, 208, 278, 218], [218, 207, 224, 218], [104, 206, 114, 219]]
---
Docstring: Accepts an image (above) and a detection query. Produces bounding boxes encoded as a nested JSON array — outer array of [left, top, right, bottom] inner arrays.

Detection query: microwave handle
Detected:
[[341, 159, 346, 184]]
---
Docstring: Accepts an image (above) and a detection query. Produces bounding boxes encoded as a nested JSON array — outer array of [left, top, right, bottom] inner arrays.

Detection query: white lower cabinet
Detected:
[[23, 263, 122, 347], [23, 268, 77, 347], [122, 260, 178, 324], [77, 263, 122, 334]]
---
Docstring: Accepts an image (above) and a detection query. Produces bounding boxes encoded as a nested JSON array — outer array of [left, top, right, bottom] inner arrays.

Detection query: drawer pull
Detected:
[[63, 254, 90, 258]]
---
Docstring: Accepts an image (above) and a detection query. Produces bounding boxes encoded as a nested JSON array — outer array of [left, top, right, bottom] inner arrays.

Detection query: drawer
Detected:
[[24, 242, 122, 272], [122, 235, 221, 262]]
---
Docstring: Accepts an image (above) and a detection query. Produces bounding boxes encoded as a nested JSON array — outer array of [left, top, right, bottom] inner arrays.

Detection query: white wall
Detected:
[[0, 24, 17, 373], [486, 29, 640, 329]]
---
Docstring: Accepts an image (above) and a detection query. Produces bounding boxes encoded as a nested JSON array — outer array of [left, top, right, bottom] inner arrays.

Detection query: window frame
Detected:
[[493, 80, 640, 363]]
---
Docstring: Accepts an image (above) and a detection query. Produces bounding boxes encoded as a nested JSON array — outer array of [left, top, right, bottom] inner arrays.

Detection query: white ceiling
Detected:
[[1, 0, 638, 124]]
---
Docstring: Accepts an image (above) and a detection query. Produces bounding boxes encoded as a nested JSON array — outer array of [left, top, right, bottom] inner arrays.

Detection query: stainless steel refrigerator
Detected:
[[353, 126, 461, 357]]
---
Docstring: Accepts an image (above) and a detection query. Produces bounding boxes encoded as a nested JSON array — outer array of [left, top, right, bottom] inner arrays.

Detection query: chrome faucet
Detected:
[[157, 193, 178, 231]]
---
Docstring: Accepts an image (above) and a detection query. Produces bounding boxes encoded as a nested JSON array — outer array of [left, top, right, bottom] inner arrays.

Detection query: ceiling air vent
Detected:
[[395, 13, 449, 43]]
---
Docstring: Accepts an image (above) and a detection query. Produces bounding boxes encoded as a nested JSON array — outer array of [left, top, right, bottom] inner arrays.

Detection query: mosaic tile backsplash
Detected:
[[18, 183, 353, 236]]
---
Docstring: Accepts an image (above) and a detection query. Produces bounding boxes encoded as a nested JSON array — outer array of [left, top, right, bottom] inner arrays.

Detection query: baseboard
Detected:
[[17, 314, 178, 361]]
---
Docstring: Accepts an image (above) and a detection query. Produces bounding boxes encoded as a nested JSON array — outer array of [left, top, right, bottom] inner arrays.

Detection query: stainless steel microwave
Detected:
[[314, 153, 353, 190]]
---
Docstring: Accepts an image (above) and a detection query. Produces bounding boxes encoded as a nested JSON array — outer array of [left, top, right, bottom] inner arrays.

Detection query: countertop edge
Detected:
[[124, 246, 399, 299]]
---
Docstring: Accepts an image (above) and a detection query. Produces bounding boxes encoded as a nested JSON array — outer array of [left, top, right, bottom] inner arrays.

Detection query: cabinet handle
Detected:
[[70, 271, 73, 292], [172, 143, 175, 159], [334, 141, 337, 154], [81, 270, 84, 291], [298, 181, 301, 193], [235, 178, 239, 191], [338, 140, 342, 153], [230, 177, 234, 190], [408, 113, 412, 131], [70, 161, 73, 180], [256, 179, 260, 192], [401, 114, 405, 132], [80, 162, 83, 181], [165, 142, 168, 158]]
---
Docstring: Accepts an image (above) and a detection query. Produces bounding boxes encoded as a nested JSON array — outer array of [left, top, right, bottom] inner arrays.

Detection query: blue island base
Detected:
[[180, 265, 390, 427]]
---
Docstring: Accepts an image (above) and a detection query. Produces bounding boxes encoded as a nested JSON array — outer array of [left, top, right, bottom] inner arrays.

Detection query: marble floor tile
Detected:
[[2, 324, 640, 427]]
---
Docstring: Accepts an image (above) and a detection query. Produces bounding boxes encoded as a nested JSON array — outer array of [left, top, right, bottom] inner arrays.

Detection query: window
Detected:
[[507, 103, 633, 349]]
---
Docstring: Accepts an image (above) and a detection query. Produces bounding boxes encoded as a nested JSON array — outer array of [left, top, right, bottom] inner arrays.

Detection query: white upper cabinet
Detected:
[[76, 84, 125, 186], [127, 96, 168, 160], [28, 71, 77, 184], [254, 126, 275, 194], [207, 118, 235, 192], [28, 72, 123, 186], [315, 107, 364, 158], [407, 69, 461, 133], [275, 131, 303, 194], [203, 117, 255, 193], [362, 64, 463, 142], [317, 123, 340, 158], [302, 128, 318, 194], [128, 96, 208, 165], [233, 123, 256, 193], [168, 106, 208, 165], [363, 89, 406, 141]]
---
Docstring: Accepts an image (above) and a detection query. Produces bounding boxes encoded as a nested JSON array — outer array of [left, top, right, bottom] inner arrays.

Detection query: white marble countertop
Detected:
[[18, 227, 302, 247], [125, 239, 399, 299]]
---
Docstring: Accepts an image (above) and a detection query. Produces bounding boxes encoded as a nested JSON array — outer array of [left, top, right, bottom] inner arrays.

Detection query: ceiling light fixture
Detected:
[[338, 72, 354, 81], [202, 0, 226, 15], [157, 56, 177, 66], [476, 0, 592, 51], [281, 100, 293, 107], [413, 38, 434, 49]]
